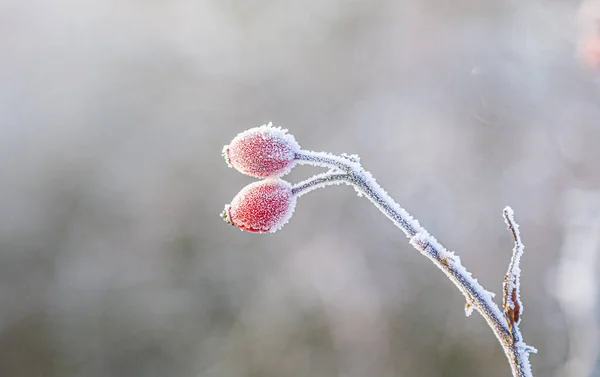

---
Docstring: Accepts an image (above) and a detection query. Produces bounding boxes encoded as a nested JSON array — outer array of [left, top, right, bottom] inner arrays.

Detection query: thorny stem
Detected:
[[295, 150, 536, 377]]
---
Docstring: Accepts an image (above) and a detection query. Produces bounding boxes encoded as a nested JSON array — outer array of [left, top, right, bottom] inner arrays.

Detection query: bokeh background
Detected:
[[2, 0, 600, 376]]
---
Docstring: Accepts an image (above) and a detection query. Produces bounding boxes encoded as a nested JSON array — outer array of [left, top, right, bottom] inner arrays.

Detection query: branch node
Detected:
[[222, 128, 537, 376]]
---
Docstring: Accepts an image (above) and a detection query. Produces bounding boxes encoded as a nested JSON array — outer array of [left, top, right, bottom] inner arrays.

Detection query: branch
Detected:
[[221, 123, 537, 376], [296, 150, 536, 377], [502, 207, 538, 372], [502, 207, 525, 330]]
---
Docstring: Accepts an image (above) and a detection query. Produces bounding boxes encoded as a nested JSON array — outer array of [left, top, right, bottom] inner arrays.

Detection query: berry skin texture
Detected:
[[222, 179, 297, 233], [222, 122, 300, 178]]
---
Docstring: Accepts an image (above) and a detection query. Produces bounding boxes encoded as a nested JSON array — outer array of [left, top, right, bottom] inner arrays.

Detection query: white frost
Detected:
[[503, 206, 525, 324]]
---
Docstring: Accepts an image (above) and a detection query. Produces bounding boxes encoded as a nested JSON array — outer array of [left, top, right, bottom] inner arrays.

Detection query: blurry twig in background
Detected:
[[552, 189, 600, 377]]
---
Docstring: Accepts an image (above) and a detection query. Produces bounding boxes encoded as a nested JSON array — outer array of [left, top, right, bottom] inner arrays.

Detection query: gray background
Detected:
[[1, 0, 599, 376]]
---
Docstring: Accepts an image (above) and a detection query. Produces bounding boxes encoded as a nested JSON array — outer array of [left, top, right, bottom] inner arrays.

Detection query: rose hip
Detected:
[[222, 122, 300, 178], [222, 178, 297, 233]]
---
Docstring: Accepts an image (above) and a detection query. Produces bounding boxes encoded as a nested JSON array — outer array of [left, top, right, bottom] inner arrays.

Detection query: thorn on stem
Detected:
[[465, 302, 474, 317]]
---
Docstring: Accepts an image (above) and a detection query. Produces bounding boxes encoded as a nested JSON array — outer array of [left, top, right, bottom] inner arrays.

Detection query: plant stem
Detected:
[[296, 150, 535, 377]]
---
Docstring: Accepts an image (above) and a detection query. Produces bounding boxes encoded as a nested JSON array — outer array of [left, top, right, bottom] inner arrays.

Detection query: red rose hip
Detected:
[[222, 178, 297, 233], [222, 122, 300, 178]]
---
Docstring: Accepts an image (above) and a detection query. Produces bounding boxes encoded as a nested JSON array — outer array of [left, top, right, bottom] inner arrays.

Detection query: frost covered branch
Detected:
[[220, 123, 536, 377], [503, 207, 525, 330]]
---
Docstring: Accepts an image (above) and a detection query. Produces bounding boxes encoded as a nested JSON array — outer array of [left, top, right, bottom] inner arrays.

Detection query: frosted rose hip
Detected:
[[222, 122, 300, 178], [222, 179, 297, 233]]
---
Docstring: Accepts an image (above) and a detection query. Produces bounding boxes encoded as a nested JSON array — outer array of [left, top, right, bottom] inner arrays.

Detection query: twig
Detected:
[[295, 150, 537, 377], [502, 207, 525, 331]]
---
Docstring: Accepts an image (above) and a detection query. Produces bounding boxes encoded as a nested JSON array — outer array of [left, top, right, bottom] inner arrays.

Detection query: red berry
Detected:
[[222, 179, 297, 233], [222, 123, 300, 178]]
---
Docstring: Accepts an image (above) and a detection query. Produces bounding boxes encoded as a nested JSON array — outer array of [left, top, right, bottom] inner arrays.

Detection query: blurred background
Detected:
[[2, 0, 600, 376]]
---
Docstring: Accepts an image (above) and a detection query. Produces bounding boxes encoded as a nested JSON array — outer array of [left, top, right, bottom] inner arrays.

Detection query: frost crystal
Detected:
[[465, 302, 474, 317]]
